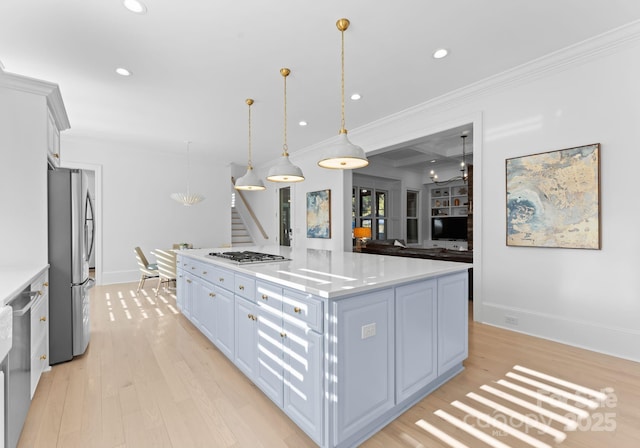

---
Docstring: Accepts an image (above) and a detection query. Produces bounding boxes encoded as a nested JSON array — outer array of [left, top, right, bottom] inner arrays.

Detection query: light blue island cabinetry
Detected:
[[176, 248, 469, 448]]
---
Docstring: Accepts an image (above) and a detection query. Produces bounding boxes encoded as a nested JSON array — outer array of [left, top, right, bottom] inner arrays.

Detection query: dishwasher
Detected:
[[4, 287, 36, 448]]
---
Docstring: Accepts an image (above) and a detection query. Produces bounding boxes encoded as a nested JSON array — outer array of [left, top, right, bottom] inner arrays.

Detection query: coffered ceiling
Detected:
[[1, 1, 639, 167]]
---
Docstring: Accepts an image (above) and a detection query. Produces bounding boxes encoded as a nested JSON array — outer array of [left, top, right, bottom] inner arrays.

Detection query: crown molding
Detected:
[[0, 67, 70, 131], [306, 19, 640, 156]]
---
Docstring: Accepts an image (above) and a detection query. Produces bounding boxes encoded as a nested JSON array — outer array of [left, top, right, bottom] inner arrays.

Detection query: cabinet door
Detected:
[[214, 287, 234, 359], [195, 280, 216, 342], [395, 279, 437, 403], [437, 272, 469, 375], [334, 289, 395, 445], [182, 272, 196, 320], [283, 323, 323, 446], [176, 268, 185, 312], [234, 297, 257, 380], [255, 303, 285, 407]]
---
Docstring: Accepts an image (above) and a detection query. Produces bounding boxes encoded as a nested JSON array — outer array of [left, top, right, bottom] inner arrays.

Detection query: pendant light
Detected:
[[235, 98, 266, 191], [460, 134, 468, 182], [267, 68, 305, 182], [171, 140, 205, 205], [318, 18, 368, 170]]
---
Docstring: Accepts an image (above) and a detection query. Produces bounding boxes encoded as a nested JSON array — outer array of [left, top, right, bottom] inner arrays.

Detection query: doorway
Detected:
[[279, 187, 291, 246]]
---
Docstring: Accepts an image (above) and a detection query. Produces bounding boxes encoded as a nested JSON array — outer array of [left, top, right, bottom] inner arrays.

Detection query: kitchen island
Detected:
[[176, 247, 469, 448]]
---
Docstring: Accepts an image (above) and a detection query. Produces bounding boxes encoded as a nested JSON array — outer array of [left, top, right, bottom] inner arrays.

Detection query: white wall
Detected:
[[246, 23, 640, 361], [0, 88, 48, 267], [62, 138, 231, 284]]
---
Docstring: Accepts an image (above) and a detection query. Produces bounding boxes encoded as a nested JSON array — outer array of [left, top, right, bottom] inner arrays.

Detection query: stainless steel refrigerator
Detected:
[[48, 168, 95, 364]]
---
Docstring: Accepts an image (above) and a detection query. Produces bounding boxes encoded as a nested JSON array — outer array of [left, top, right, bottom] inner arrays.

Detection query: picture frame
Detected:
[[307, 189, 331, 239], [506, 143, 601, 249]]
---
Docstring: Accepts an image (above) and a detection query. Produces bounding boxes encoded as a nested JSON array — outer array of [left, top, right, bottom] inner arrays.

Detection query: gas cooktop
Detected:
[[207, 251, 289, 264]]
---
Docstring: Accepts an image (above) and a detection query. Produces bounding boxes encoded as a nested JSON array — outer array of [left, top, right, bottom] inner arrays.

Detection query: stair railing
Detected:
[[231, 177, 269, 240]]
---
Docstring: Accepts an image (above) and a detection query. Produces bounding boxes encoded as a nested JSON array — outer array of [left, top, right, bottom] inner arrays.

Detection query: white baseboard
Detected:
[[479, 302, 640, 362]]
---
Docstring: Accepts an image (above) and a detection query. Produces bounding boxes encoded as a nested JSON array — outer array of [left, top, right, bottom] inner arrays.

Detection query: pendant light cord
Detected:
[[340, 27, 346, 133], [185, 140, 192, 194], [283, 70, 289, 156], [247, 99, 253, 169]]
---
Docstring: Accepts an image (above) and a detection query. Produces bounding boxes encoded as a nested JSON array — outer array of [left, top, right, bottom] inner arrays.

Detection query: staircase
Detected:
[[232, 208, 253, 246]]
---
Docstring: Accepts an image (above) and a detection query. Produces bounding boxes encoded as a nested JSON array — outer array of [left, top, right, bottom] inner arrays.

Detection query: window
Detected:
[[406, 190, 419, 244], [353, 187, 388, 240]]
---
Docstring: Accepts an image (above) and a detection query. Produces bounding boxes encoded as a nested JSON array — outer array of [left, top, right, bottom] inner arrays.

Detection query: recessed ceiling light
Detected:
[[433, 48, 449, 59], [430, 160, 437, 163], [350, 93, 361, 101], [123, 0, 147, 14], [115, 67, 132, 76], [299, 121, 308, 126]]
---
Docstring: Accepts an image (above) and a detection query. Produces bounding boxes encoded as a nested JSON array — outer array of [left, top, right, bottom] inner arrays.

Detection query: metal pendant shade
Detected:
[[171, 140, 205, 205], [235, 98, 266, 191], [318, 18, 368, 170], [267, 68, 304, 183]]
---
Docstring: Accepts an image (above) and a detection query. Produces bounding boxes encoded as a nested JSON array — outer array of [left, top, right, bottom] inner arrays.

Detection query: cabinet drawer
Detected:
[[282, 290, 323, 332], [256, 281, 283, 313], [211, 266, 234, 291], [30, 293, 48, 353], [234, 274, 255, 301]]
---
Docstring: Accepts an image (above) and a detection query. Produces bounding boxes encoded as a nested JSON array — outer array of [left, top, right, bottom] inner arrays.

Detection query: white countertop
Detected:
[[179, 246, 470, 299], [0, 264, 49, 306]]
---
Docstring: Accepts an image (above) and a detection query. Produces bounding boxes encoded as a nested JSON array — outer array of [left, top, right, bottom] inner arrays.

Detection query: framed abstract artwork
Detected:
[[506, 143, 601, 249], [307, 189, 331, 239]]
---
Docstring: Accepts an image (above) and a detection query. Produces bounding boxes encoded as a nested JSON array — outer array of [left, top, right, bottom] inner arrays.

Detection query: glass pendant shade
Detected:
[[171, 140, 205, 206], [318, 131, 368, 169], [235, 165, 265, 191], [267, 68, 304, 183]]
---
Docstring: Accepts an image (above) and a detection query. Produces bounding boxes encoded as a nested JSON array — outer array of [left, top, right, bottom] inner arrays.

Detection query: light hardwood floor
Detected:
[[19, 282, 640, 447]]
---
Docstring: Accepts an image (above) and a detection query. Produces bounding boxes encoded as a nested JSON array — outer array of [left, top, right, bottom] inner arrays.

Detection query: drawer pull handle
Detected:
[[219, 278, 224, 282], [261, 294, 268, 301], [40, 354, 47, 360], [40, 316, 47, 322], [43, 282, 49, 287], [280, 332, 287, 338], [186, 279, 192, 284], [209, 293, 216, 298], [247, 314, 256, 321], [202, 271, 207, 275], [38, 290, 43, 296], [191, 266, 196, 270], [53, 153, 60, 159], [239, 285, 245, 291], [293, 307, 302, 314]]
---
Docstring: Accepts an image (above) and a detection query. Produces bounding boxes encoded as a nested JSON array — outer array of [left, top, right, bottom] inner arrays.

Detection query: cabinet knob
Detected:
[[43, 282, 49, 287], [38, 290, 43, 296], [219, 278, 224, 282], [261, 294, 268, 301], [247, 313, 256, 321], [202, 271, 207, 275], [293, 307, 302, 314], [280, 332, 287, 338], [209, 292, 216, 298], [40, 354, 47, 360], [186, 279, 192, 284], [53, 153, 60, 159], [191, 266, 196, 270], [40, 316, 47, 322], [238, 285, 245, 291]]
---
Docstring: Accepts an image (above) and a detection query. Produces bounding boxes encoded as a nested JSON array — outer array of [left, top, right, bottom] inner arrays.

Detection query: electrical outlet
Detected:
[[361, 323, 376, 339], [505, 315, 519, 326]]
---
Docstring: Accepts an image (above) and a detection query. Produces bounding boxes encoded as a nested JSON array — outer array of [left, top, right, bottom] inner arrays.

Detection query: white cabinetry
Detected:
[[395, 279, 437, 402], [234, 296, 258, 379], [30, 270, 49, 397], [333, 289, 395, 445], [437, 272, 469, 375], [46, 108, 61, 167]]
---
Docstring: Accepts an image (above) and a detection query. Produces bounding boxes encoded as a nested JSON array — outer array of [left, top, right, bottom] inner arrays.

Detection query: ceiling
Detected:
[[2, 1, 639, 168]]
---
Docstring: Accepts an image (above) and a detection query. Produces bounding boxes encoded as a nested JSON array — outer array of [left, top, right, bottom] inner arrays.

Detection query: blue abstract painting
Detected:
[[506, 144, 600, 249], [307, 189, 331, 239]]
